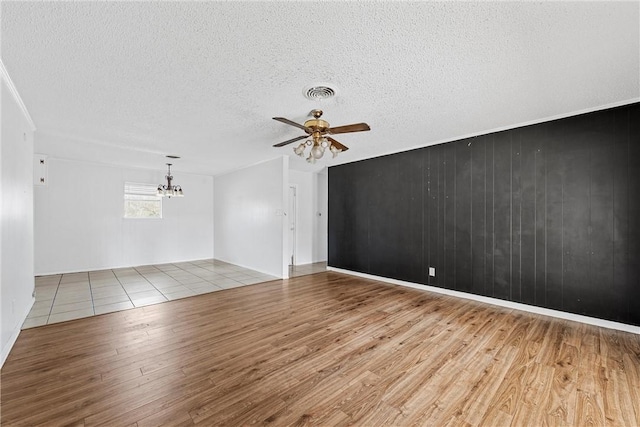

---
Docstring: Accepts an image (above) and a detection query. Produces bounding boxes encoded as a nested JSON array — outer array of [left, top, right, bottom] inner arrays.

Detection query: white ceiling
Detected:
[[2, 1, 638, 176]]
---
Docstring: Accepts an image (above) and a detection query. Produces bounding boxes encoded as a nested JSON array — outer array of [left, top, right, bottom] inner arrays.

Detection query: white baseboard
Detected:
[[327, 267, 640, 335], [1, 297, 35, 368]]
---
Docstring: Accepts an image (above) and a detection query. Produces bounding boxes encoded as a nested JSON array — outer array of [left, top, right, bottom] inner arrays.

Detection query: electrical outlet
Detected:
[[429, 267, 436, 277]]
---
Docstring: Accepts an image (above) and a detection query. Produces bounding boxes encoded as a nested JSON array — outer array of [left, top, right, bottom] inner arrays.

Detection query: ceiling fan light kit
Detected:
[[329, 144, 341, 158], [272, 109, 370, 162]]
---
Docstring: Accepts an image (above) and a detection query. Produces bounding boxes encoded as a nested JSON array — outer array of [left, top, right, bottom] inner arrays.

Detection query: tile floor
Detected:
[[23, 259, 281, 329], [24, 259, 329, 330]]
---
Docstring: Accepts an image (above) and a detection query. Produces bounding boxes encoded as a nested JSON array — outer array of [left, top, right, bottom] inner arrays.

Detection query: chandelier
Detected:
[[157, 163, 184, 198], [293, 132, 343, 164]]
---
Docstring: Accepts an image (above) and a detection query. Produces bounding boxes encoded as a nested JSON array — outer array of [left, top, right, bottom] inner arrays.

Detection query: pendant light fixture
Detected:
[[157, 163, 184, 198]]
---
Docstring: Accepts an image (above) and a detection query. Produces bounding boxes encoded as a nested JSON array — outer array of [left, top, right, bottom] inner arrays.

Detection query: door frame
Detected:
[[288, 184, 297, 266]]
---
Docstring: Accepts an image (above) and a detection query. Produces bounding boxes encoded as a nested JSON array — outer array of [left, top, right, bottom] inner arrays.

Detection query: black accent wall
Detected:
[[328, 103, 640, 326]]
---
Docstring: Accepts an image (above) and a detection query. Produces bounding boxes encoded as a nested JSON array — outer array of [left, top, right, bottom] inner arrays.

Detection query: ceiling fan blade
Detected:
[[273, 117, 311, 133], [327, 137, 349, 152], [328, 123, 370, 135], [273, 135, 308, 148]]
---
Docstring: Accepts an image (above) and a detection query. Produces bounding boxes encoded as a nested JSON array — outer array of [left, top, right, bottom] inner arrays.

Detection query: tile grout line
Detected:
[[48, 273, 93, 325], [87, 271, 96, 315], [141, 264, 204, 298], [166, 261, 231, 291], [89, 271, 123, 310], [133, 265, 170, 302], [45, 274, 64, 325], [112, 269, 138, 309], [165, 262, 211, 294]]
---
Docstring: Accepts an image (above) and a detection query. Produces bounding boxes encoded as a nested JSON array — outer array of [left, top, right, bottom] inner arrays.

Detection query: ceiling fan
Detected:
[[272, 109, 370, 163]]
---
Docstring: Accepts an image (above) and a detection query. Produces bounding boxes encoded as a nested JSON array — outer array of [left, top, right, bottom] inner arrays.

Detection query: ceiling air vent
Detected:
[[303, 84, 337, 101]]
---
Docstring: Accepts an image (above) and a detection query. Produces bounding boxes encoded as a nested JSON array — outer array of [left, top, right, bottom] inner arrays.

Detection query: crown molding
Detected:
[[0, 59, 36, 131]]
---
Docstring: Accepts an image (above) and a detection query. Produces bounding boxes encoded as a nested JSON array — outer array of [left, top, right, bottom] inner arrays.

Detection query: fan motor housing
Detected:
[[304, 118, 330, 131]]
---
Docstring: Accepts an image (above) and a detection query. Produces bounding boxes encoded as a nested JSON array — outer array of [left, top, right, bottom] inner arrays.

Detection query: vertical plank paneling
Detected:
[[368, 158, 393, 278], [492, 132, 512, 300], [534, 126, 548, 306], [612, 108, 630, 323], [627, 104, 640, 326], [511, 133, 523, 302], [485, 135, 496, 298], [327, 166, 348, 269], [544, 122, 564, 311], [327, 102, 640, 326], [561, 115, 592, 316], [444, 144, 457, 289], [368, 153, 423, 282], [425, 148, 440, 286], [455, 140, 472, 292], [588, 110, 615, 320], [423, 148, 431, 285], [328, 161, 372, 272], [436, 144, 446, 288], [353, 161, 375, 272], [401, 152, 425, 282], [471, 138, 487, 296], [518, 126, 537, 305]]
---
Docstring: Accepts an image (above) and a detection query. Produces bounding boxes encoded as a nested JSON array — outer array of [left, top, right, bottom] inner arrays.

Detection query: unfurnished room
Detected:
[[1, 2, 639, 426]]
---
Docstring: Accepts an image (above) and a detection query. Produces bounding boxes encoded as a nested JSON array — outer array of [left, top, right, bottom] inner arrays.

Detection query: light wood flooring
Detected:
[[2, 271, 639, 426]]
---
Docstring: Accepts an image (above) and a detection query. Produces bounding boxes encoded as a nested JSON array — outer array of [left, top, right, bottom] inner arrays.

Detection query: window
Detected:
[[124, 182, 162, 219]]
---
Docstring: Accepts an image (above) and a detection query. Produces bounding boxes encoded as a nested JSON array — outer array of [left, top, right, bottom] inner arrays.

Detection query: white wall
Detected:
[[313, 169, 328, 262], [289, 169, 328, 265], [1, 73, 35, 366], [34, 158, 214, 275], [214, 157, 288, 278]]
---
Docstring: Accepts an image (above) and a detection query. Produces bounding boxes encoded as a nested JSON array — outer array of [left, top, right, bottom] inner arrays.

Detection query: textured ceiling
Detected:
[[2, 1, 638, 176]]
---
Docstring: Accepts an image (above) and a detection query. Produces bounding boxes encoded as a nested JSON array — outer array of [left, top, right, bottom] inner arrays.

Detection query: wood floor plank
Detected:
[[1, 271, 638, 426], [618, 354, 640, 426], [574, 350, 605, 426]]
